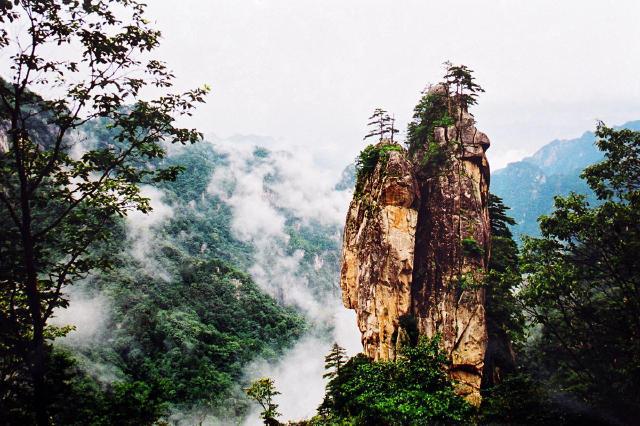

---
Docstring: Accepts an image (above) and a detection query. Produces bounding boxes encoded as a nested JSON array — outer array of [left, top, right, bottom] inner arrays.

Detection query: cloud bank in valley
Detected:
[[125, 185, 175, 281], [207, 140, 361, 422]]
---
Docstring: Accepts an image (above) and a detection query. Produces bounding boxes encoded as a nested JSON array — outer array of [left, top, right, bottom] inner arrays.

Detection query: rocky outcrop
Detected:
[[340, 97, 491, 405], [341, 145, 419, 361]]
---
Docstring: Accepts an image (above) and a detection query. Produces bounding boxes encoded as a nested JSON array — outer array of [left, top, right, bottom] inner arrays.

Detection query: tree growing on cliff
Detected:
[[388, 114, 399, 143], [406, 63, 483, 156], [0, 1, 207, 422], [364, 107, 396, 142], [443, 62, 485, 112]]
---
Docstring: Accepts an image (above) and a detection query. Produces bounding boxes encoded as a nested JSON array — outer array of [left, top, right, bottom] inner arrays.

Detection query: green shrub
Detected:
[[406, 91, 449, 156], [461, 237, 484, 257], [354, 143, 403, 196], [317, 336, 472, 425], [420, 140, 449, 171]]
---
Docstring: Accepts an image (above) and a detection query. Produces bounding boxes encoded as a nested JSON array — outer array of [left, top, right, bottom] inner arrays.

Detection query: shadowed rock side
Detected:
[[340, 110, 491, 406], [411, 108, 490, 406]]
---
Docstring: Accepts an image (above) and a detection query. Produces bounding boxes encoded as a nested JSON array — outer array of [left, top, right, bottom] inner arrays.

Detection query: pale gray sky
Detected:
[[146, 0, 640, 171]]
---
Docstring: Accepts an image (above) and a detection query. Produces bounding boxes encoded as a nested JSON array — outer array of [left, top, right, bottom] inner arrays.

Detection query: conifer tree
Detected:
[[389, 114, 399, 143], [443, 61, 485, 112], [323, 343, 348, 381], [364, 108, 393, 142]]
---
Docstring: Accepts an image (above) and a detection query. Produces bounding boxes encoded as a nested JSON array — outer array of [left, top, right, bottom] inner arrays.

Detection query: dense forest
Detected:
[[1, 1, 639, 425]]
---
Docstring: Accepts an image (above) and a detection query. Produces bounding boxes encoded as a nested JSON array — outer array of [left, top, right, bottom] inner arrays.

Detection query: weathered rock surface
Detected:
[[341, 145, 419, 361], [340, 105, 491, 405]]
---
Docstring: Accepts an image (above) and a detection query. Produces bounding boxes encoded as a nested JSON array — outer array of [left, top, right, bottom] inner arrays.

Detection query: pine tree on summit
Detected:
[[364, 108, 397, 142], [443, 61, 485, 111], [389, 114, 399, 143]]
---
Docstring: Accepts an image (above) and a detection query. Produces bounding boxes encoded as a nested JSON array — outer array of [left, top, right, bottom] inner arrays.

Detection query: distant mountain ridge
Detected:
[[492, 120, 640, 242]]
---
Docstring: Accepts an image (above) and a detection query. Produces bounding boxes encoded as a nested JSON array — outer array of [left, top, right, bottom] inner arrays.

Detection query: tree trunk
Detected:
[[19, 165, 49, 426]]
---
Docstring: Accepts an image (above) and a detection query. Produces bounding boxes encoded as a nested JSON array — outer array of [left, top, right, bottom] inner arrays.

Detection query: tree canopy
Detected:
[[246, 377, 281, 426], [0, 1, 207, 423], [518, 123, 640, 423]]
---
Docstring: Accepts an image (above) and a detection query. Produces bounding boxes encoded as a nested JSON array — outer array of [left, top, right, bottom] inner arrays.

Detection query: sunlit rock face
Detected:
[[340, 106, 491, 406], [340, 144, 419, 362]]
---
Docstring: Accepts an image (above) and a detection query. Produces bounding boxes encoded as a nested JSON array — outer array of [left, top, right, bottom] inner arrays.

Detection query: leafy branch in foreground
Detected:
[[0, 1, 208, 423], [518, 123, 640, 423]]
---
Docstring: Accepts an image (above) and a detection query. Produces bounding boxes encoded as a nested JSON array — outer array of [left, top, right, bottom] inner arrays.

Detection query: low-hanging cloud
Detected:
[[241, 308, 361, 424], [207, 139, 361, 422], [51, 184, 177, 383], [50, 285, 110, 348], [125, 185, 175, 281]]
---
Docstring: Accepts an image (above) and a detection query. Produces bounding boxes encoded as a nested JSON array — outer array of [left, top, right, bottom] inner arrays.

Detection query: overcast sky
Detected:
[[145, 0, 640, 171]]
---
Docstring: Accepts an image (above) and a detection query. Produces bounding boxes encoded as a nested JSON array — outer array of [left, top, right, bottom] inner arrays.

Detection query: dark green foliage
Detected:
[[354, 143, 403, 196], [406, 90, 449, 157], [57, 141, 307, 419], [1, 130, 307, 422], [484, 194, 524, 346], [317, 336, 472, 425], [518, 123, 640, 423], [583, 122, 640, 199], [419, 140, 448, 171], [480, 195, 533, 422], [488, 194, 517, 239], [0, 1, 209, 422], [86, 255, 304, 410], [461, 237, 484, 257], [442, 62, 485, 110], [323, 343, 348, 381], [2, 349, 169, 426], [479, 373, 562, 425], [406, 62, 483, 161]]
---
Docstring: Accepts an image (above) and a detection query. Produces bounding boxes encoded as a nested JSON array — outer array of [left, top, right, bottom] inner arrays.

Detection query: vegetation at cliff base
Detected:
[[246, 378, 281, 426], [477, 123, 640, 425], [313, 337, 472, 426]]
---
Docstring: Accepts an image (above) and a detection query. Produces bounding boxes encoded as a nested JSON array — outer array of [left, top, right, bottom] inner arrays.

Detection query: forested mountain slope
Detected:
[[48, 129, 350, 423]]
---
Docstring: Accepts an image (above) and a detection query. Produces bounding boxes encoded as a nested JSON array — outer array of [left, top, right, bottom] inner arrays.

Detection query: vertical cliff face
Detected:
[[340, 95, 491, 405], [341, 146, 419, 361], [411, 106, 490, 406]]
